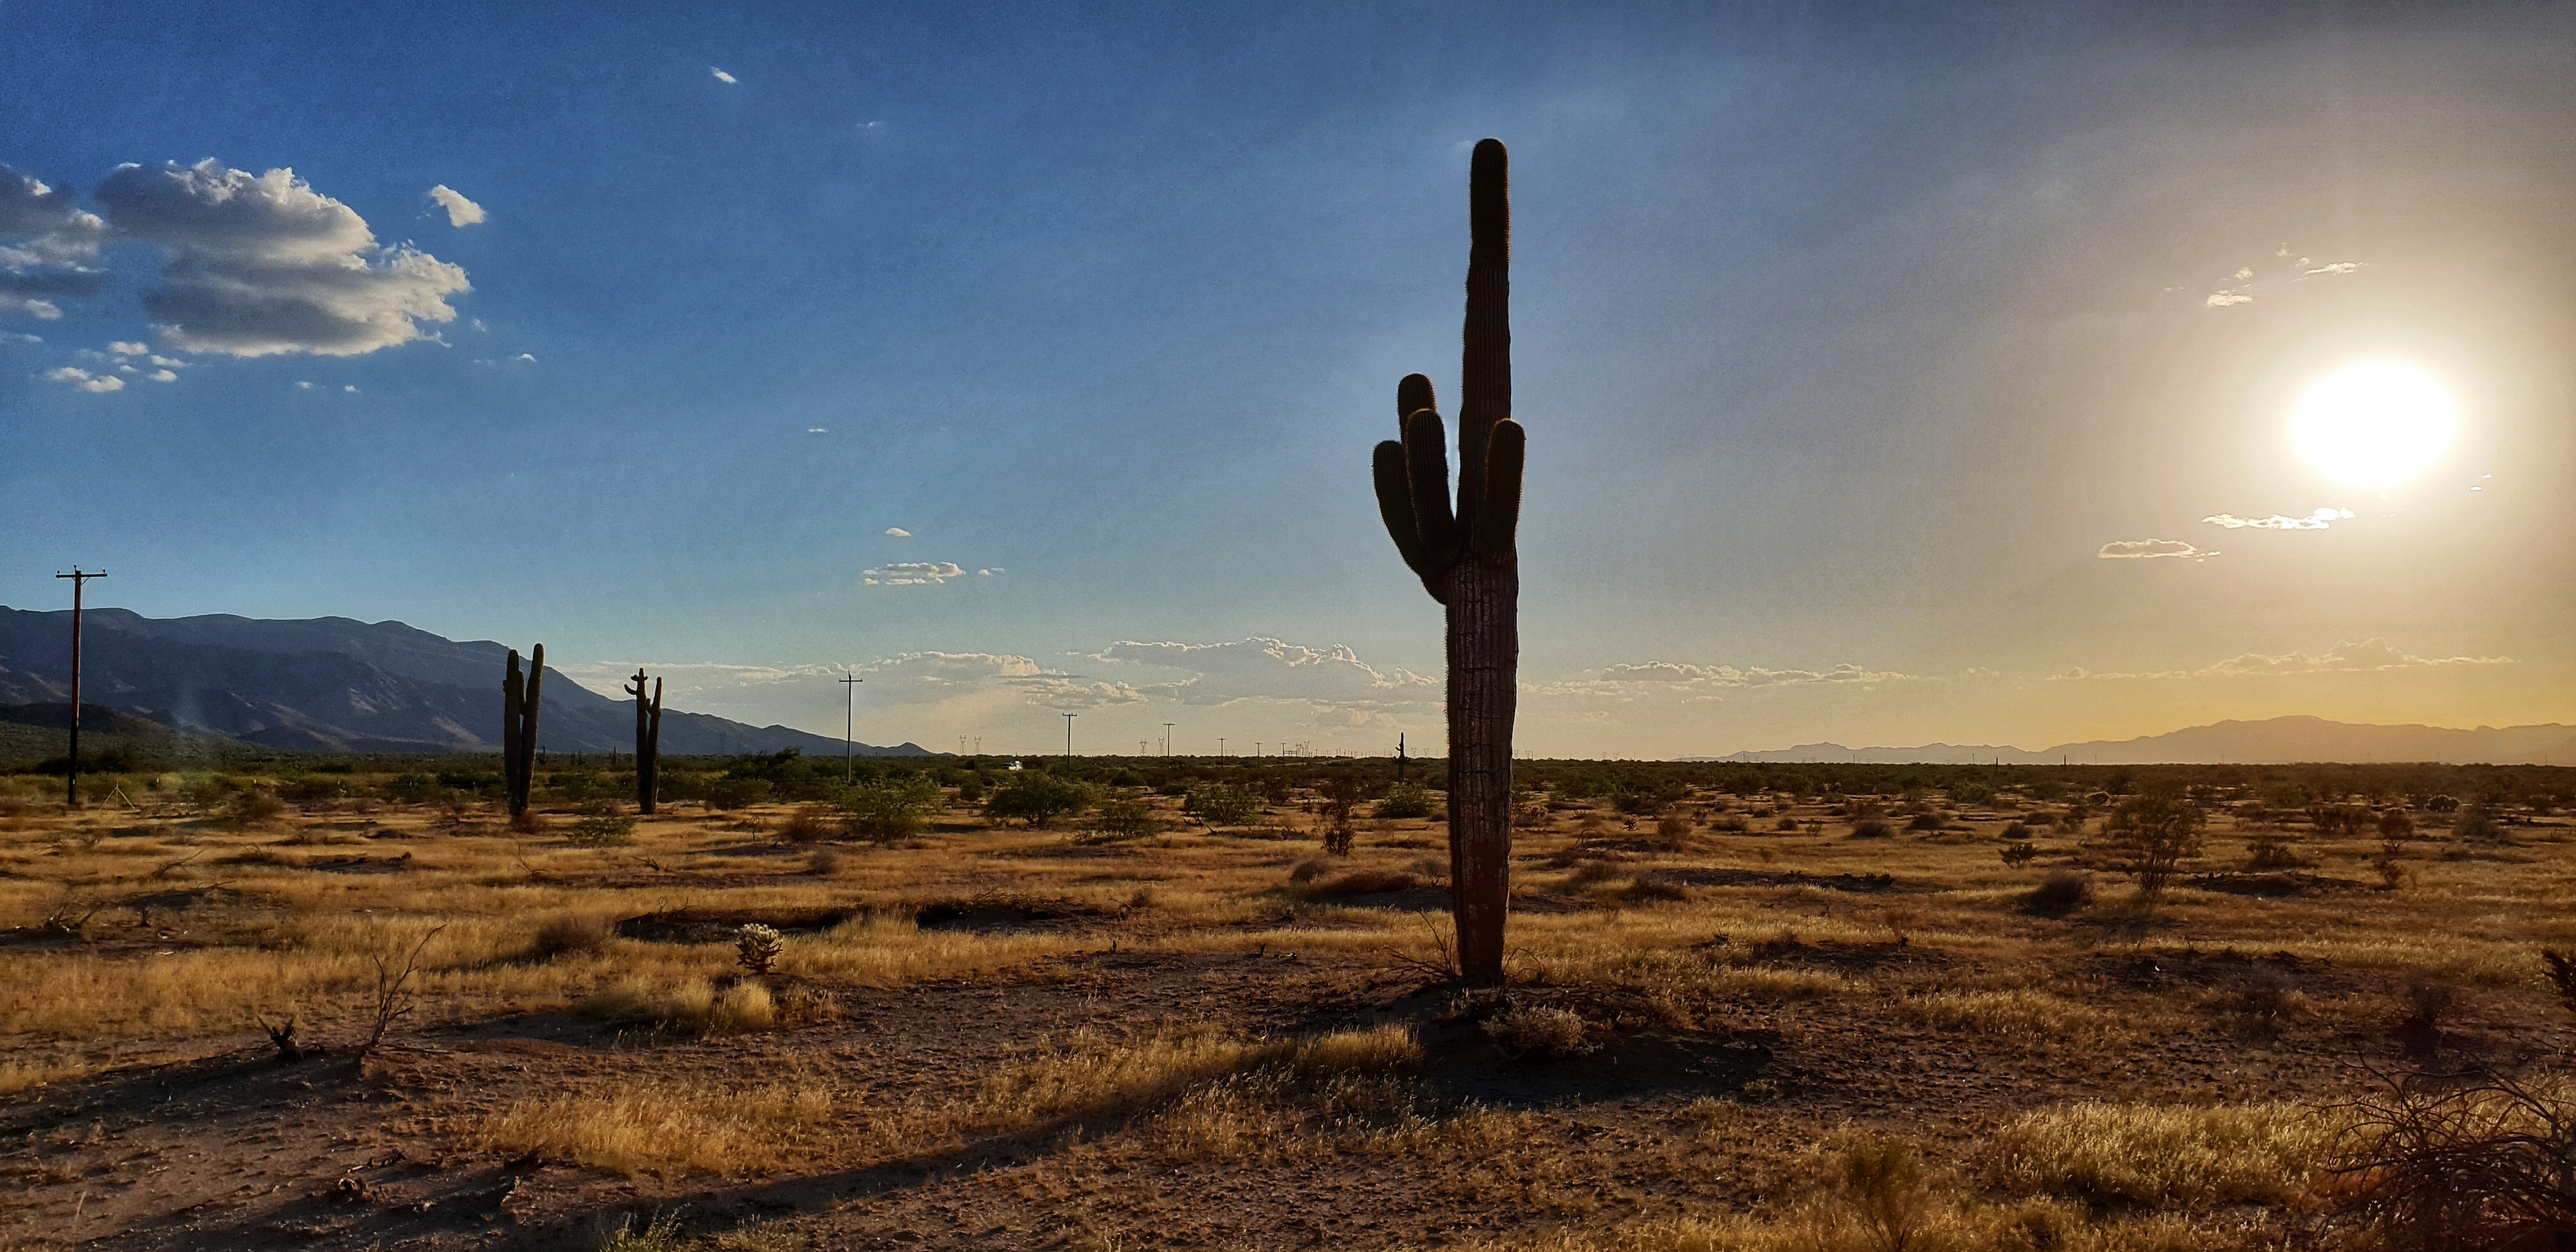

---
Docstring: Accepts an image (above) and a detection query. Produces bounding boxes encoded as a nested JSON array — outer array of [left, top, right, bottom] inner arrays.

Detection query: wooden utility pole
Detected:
[[1163, 722, 1175, 757], [1062, 712, 1077, 760], [54, 569, 104, 810], [839, 675, 864, 782]]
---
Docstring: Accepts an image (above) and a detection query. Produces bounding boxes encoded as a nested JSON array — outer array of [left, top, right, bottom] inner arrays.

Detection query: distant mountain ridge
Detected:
[[0, 607, 928, 757], [1697, 715, 2576, 765]]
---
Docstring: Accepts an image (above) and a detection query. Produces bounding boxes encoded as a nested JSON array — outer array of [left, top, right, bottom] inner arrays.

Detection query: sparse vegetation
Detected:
[[3, 756, 2572, 1248]]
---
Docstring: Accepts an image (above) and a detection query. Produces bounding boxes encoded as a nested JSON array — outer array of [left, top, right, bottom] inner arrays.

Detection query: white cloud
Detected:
[[710, 67, 737, 83], [0, 330, 39, 344], [2303, 261, 2361, 278], [1528, 660, 1912, 700], [0, 164, 107, 319], [93, 159, 470, 357], [2051, 638, 2513, 682], [426, 185, 486, 227], [295, 380, 315, 390], [884, 527, 910, 538], [107, 340, 148, 355], [514, 352, 535, 363], [44, 366, 123, 392], [2203, 507, 2354, 531], [342, 384, 358, 392], [808, 427, 828, 434], [1091, 638, 1438, 710], [863, 561, 967, 586], [2204, 290, 2251, 307], [2098, 538, 2213, 560], [149, 354, 182, 367], [147, 369, 177, 383]]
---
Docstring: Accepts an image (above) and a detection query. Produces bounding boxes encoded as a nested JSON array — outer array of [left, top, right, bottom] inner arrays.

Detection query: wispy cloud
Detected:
[[2202, 250, 2363, 309], [1529, 660, 1912, 699], [863, 561, 966, 586], [884, 527, 910, 538], [1091, 639, 1437, 710], [2051, 638, 2514, 682], [2204, 507, 2354, 531], [2098, 538, 2214, 560], [0, 163, 106, 321], [710, 67, 737, 84], [427, 185, 486, 227]]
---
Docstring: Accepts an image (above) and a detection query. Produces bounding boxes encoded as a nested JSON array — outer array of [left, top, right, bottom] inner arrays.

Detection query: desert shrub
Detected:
[[1850, 817, 1894, 839], [1622, 872, 1691, 904], [2097, 790, 2205, 901], [953, 774, 986, 805], [736, 924, 784, 975], [1287, 855, 1331, 885], [2338, 1073, 2576, 1249], [2247, 834, 2301, 870], [986, 774, 1092, 828], [700, 777, 772, 810], [2456, 804, 2502, 843], [1317, 776, 1364, 855], [1774, 814, 1800, 832], [1081, 795, 1160, 843], [1185, 783, 1264, 828], [2022, 869, 2092, 917], [2542, 950, 2576, 1016], [838, 774, 940, 842], [1653, 813, 1694, 846], [1482, 1004, 1598, 1060], [564, 814, 634, 845], [2000, 841, 2039, 866], [227, 787, 287, 827], [1292, 1023, 1422, 1076], [1993, 1101, 2338, 1206], [1706, 812, 1749, 832], [1906, 811, 1947, 832], [775, 804, 836, 843], [531, 914, 610, 960], [1949, 781, 1996, 806], [2214, 970, 2304, 1039], [1375, 783, 1434, 820], [2000, 821, 2030, 840], [1838, 1137, 1933, 1252], [2425, 793, 2461, 814]]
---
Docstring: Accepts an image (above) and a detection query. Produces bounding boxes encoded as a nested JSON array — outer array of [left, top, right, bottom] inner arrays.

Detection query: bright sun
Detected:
[[2291, 360, 2458, 489]]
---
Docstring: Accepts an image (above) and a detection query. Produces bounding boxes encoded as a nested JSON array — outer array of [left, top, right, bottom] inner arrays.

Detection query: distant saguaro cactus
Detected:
[[502, 645, 546, 817], [625, 668, 664, 815], [1370, 138, 1524, 987]]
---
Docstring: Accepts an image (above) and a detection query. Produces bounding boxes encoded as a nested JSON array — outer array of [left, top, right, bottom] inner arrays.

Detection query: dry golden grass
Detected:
[[1897, 989, 2121, 1039], [474, 1077, 836, 1176], [1987, 1101, 2345, 1206]]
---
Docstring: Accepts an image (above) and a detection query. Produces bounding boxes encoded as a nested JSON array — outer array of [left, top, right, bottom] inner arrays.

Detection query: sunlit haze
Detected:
[[7, 3, 2575, 758]]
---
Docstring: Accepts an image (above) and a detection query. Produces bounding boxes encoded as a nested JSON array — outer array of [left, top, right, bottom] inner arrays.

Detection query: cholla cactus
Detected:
[[735, 923, 783, 975]]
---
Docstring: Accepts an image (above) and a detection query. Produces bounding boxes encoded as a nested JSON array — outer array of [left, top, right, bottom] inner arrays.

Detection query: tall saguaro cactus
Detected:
[[1372, 138, 1525, 987], [502, 646, 546, 818], [625, 668, 664, 815]]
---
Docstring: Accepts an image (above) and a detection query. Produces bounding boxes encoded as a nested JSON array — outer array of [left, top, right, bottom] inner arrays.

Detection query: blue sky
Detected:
[[6, 2, 2574, 756]]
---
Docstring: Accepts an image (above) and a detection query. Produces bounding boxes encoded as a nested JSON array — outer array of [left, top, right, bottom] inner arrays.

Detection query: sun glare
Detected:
[[2290, 361, 2458, 489]]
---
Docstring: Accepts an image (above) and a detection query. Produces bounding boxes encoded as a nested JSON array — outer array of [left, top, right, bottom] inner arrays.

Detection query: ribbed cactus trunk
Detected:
[[1372, 139, 1524, 987], [625, 668, 663, 815], [502, 645, 546, 817]]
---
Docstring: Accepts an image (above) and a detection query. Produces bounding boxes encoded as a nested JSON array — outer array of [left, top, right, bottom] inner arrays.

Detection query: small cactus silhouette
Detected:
[[735, 923, 783, 975]]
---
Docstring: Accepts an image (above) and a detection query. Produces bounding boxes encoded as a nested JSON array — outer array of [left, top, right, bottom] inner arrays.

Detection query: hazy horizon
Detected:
[[9, 2, 2574, 759]]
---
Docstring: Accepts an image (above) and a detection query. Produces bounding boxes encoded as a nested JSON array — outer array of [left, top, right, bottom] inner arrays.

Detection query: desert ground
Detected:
[[2, 760, 2571, 1251]]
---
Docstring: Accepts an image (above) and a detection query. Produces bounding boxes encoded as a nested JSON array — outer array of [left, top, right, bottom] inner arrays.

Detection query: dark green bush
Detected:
[[1185, 783, 1264, 828], [838, 775, 941, 841], [986, 774, 1093, 828], [1376, 783, 1434, 820]]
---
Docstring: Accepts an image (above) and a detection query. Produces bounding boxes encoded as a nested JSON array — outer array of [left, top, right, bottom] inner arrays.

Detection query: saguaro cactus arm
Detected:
[[1366, 137, 1522, 987]]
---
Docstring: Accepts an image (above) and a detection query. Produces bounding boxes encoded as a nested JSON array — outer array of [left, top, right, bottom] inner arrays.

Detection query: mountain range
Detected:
[[0, 607, 926, 756], [1699, 716, 2576, 766]]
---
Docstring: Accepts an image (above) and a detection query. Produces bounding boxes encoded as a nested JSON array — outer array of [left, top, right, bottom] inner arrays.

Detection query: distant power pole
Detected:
[[839, 675, 863, 782], [1218, 738, 1226, 757], [1062, 712, 1077, 759], [1163, 722, 1175, 756], [54, 568, 105, 810]]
